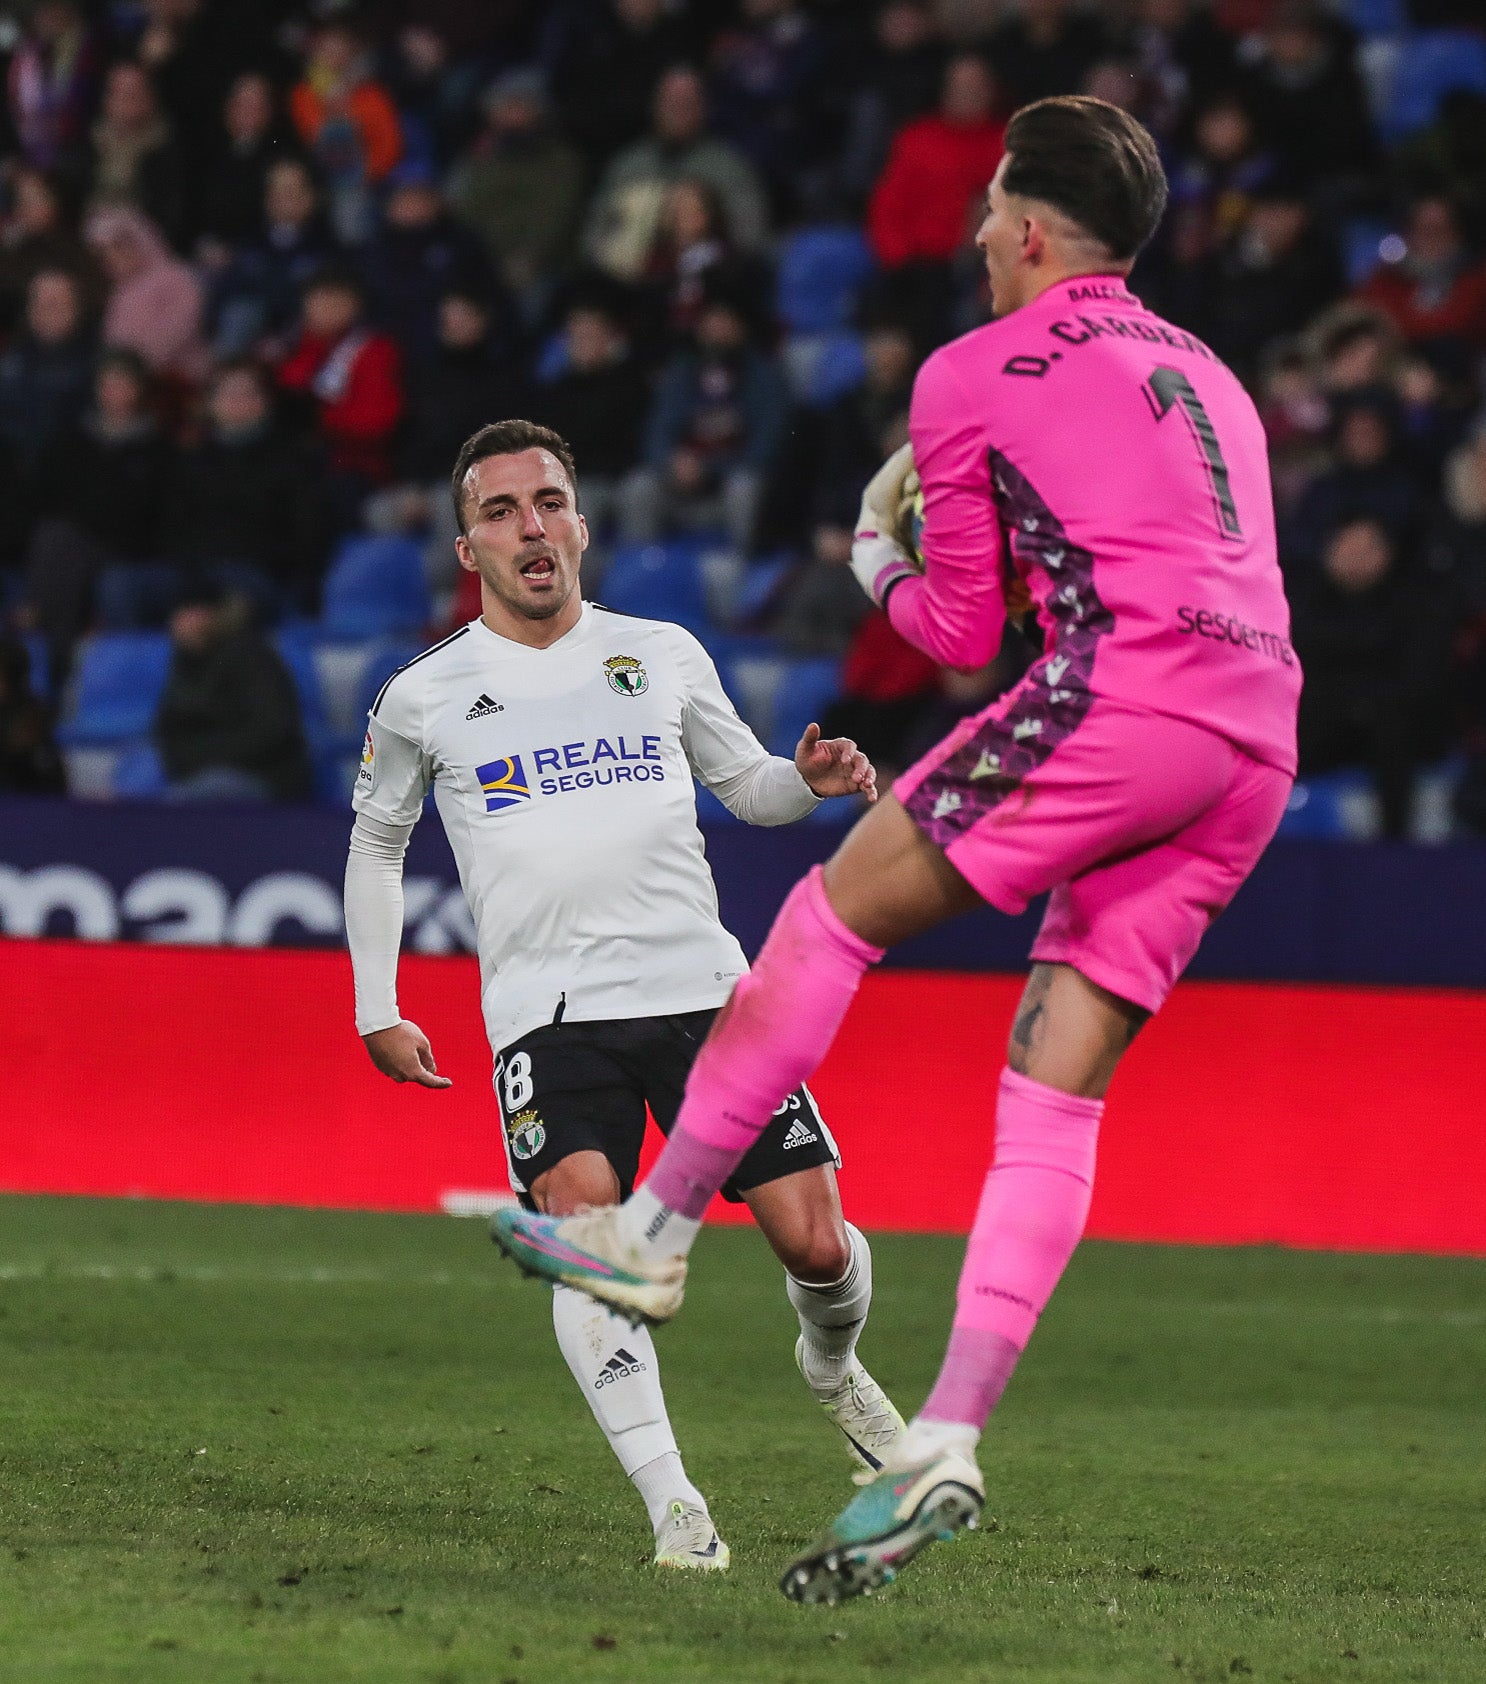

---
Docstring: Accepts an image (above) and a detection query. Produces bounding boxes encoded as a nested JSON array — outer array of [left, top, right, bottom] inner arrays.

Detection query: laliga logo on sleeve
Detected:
[[356, 730, 374, 788], [476, 754, 530, 813], [604, 654, 648, 697]]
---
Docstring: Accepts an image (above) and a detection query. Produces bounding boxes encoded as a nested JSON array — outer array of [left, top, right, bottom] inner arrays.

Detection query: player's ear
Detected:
[[578, 512, 590, 553], [454, 534, 477, 574]]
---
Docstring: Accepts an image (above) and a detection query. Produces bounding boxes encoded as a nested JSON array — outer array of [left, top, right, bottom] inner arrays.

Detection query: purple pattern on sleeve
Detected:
[[905, 448, 1115, 849]]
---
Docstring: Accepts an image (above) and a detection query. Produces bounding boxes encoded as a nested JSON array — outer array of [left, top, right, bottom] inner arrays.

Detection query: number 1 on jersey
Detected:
[[1145, 365, 1243, 540]]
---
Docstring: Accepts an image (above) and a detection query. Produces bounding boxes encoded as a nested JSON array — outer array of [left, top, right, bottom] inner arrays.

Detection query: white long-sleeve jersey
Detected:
[[347, 604, 821, 1052]]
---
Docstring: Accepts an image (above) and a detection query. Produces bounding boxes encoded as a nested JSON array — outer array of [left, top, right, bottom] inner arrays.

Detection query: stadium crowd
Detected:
[[0, 0, 1483, 836]]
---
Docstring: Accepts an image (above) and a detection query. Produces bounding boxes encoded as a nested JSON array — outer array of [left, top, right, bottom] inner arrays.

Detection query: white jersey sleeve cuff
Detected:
[[707, 754, 821, 825]]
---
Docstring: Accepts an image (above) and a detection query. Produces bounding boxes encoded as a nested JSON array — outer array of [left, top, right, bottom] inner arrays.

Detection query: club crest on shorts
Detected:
[[604, 654, 648, 697], [507, 1108, 546, 1160]]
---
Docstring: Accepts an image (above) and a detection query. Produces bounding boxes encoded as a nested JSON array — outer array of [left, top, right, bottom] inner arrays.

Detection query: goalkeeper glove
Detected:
[[851, 443, 922, 608]]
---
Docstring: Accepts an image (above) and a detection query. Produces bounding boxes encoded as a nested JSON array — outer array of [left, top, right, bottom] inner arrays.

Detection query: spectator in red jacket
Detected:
[[1358, 195, 1486, 354], [866, 53, 1004, 344], [278, 267, 402, 525]]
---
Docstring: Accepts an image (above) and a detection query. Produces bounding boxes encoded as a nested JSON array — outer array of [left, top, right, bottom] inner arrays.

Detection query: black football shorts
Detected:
[[494, 1008, 840, 1209]]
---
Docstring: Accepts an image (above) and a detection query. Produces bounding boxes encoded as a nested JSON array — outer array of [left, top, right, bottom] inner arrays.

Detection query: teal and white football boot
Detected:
[[779, 1447, 984, 1604], [490, 1204, 686, 1326]]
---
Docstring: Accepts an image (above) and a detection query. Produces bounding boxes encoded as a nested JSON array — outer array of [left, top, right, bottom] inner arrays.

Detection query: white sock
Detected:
[[550, 1285, 706, 1533], [631, 1452, 703, 1534], [621, 1184, 703, 1264], [787, 1221, 873, 1391], [901, 1416, 981, 1463]]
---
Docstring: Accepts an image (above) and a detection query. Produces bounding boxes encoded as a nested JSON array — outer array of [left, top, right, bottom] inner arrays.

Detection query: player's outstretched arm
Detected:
[[361, 1021, 452, 1088], [794, 723, 877, 803]]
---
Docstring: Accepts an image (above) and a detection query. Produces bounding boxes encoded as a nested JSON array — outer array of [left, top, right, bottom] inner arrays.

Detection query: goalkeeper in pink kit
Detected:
[[495, 96, 1302, 1600]]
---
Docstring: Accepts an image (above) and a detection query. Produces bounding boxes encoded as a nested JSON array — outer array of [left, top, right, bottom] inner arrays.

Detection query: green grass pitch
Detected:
[[1, 1195, 1484, 1683]]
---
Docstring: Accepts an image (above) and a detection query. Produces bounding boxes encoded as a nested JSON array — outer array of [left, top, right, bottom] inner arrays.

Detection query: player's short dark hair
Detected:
[[1002, 96, 1168, 262], [451, 420, 579, 535]]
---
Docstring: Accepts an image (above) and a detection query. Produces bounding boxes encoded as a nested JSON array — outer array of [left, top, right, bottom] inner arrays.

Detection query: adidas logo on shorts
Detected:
[[595, 1347, 646, 1387], [782, 1119, 818, 1150], [466, 693, 504, 719]]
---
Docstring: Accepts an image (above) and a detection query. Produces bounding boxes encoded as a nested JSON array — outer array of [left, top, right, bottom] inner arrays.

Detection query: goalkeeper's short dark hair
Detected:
[[1003, 96, 1168, 263], [451, 420, 579, 535]]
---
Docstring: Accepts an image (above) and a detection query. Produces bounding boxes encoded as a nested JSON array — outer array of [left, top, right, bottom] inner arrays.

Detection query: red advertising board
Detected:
[[5, 938, 1484, 1254]]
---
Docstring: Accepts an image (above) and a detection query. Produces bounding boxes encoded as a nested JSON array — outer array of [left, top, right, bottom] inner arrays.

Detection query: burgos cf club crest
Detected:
[[476, 754, 530, 813], [508, 1108, 546, 1160], [604, 654, 648, 697]]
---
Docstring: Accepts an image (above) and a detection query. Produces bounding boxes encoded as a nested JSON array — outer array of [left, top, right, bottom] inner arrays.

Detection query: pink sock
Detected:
[[920, 1069, 1103, 1429], [647, 867, 883, 1218]]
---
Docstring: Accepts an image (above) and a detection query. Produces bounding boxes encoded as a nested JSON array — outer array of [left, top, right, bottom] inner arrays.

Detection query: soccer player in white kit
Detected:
[[344, 420, 904, 1570]]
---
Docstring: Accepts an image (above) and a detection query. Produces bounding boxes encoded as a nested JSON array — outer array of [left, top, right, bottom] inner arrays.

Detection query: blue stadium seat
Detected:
[[596, 541, 712, 633], [1276, 771, 1380, 840], [355, 636, 427, 721], [767, 656, 845, 759], [1347, 0, 1407, 37], [320, 535, 431, 640], [56, 632, 173, 746], [784, 329, 868, 407], [776, 226, 874, 333], [110, 740, 168, 798], [21, 632, 51, 701], [1379, 29, 1486, 142], [273, 632, 332, 747]]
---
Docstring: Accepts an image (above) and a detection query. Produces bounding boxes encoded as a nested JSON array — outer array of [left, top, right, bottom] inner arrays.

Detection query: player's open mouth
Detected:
[[520, 556, 557, 582]]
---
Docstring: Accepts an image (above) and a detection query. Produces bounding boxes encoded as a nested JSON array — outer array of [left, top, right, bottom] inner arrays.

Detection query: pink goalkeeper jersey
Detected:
[[889, 274, 1300, 774]]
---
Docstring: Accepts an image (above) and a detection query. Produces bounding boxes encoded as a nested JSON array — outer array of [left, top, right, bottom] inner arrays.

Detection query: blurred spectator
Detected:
[[23, 349, 174, 677], [708, 0, 829, 211], [87, 60, 187, 250], [532, 301, 651, 538], [584, 65, 769, 280], [209, 158, 341, 359], [162, 360, 328, 617], [0, 633, 64, 795], [767, 319, 916, 555], [1192, 170, 1346, 381], [154, 584, 310, 802], [289, 21, 403, 245], [6, 0, 104, 174], [379, 24, 482, 170], [1167, 92, 1273, 257], [984, 0, 1109, 108], [0, 268, 96, 474], [1240, 1, 1375, 196], [1292, 516, 1456, 837], [1357, 196, 1486, 354], [620, 286, 788, 554], [133, 0, 284, 174], [817, 610, 939, 773], [550, 0, 701, 168], [368, 287, 529, 592], [1255, 341, 1331, 518], [447, 70, 585, 315], [866, 53, 1004, 346], [361, 162, 501, 363], [642, 178, 761, 344], [1394, 90, 1486, 232], [1122, 0, 1238, 140], [1308, 301, 1403, 399], [86, 205, 207, 385], [1287, 390, 1428, 578], [0, 165, 102, 332], [277, 268, 403, 516], [838, 2, 946, 205], [195, 72, 303, 255]]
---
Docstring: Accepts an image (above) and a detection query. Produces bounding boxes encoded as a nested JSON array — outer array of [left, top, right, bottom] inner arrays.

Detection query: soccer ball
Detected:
[[894, 468, 926, 570]]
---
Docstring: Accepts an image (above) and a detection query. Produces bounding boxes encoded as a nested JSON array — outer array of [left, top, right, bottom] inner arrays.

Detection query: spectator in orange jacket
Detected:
[[866, 53, 1004, 344], [289, 20, 402, 245], [1357, 195, 1486, 354], [278, 267, 403, 523]]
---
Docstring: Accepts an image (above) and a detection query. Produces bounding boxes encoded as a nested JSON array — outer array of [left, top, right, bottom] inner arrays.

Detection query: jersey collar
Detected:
[[469, 599, 593, 656]]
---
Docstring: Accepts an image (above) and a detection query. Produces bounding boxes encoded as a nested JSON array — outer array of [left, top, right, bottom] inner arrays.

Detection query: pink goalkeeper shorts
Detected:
[[894, 692, 1292, 1013]]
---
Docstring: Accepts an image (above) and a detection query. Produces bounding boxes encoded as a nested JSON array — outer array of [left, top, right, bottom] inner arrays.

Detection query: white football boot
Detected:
[[653, 1500, 731, 1572], [795, 1336, 906, 1478]]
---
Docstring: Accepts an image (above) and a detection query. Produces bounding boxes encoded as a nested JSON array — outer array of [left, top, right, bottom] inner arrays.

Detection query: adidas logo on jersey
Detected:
[[595, 1347, 646, 1387], [466, 694, 505, 719], [782, 1119, 818, 1150]]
